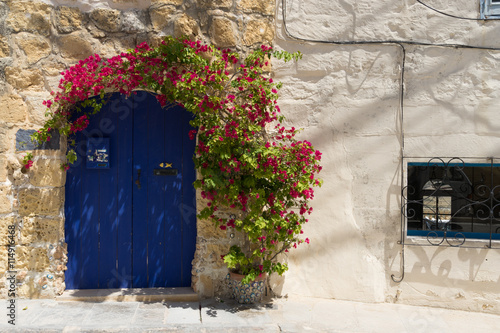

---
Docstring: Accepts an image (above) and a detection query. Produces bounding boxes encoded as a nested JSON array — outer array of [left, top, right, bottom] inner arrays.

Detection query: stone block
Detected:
[[53, 276, 65, 295], [16, 270, 28, 283], [28, 159, 66, 187], [0, 185, 12, 214], [238, 0, 274, 15], [32, 247, 51, 272], [0, 246, 7, 274], [244, 19, 273, 46], [206, 243, 229, 268], [6, 1, 52, 36], [0, 154, 7, 182], [55, 6, 84, 34], [199, 274, 214, 296], [150, 5, 176, 31], [197, 219, 226, 239], [20, 217, 63, 245], [41, 62, 66, 78], [24, 95, 52, 126], [143, 34, 166, 48], [13, 246, 29, 270], [0, 127, 9, 153], [5, 67, 44, 90], [174, 14, 200, 38], [0, 36, 10, 57], [90, 8, 121, 32], [197, 0, 233, 9], [16, 246, 51, 272], [262, 54, 272, 71], [6, 154, 21, 173], [210, 17, 237, 47], [18, 188, 64, 217], [0, 94, 27, 123], [0, 216, 16, 247], [152, 0, 184, 5], [16, 33, 51, 64], [88, 23, 107, 38], [111, 0, 140, 4], [99, 36, 138, 58], [57, 33, 94, 61], [42, 63, 67, 92], [121, 11, 147, 33], [51, 244, 66, 260], [17, 280, 40, 299]]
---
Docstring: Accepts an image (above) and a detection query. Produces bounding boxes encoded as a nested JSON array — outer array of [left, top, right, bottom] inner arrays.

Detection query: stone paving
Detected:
[[2, 296, 500, 332]]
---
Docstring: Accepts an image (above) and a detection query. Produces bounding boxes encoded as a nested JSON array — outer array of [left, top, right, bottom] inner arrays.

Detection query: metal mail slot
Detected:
[[154, 168, 178, 176], [87, 138, 110, 169]]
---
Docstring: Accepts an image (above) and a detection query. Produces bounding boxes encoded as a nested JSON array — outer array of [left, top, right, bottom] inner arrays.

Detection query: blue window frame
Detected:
[[481, 0, 500, 19], [404, 159, 500, 245]]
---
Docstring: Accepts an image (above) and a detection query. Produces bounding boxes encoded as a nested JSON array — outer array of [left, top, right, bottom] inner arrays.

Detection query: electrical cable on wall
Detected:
[[416, 0, 484, 21], [280, 0, 500, 283], [281, 0, 500, 50]]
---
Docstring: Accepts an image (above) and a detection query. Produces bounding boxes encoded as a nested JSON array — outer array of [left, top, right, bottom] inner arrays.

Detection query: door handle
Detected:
[[135, 168, 141, 189]]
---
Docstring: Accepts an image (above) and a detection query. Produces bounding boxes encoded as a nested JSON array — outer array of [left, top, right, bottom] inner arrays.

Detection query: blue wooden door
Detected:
[[65, 92, 197, 289]]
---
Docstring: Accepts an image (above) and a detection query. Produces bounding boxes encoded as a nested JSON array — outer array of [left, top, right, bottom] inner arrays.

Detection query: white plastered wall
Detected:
[[274, 0, 500, 313]]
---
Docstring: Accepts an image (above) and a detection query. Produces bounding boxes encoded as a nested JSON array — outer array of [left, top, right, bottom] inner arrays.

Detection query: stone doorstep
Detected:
[[56, 287, 199, 303]]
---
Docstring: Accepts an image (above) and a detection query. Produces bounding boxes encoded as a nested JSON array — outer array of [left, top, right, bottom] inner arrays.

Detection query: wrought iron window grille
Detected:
[[402, 157, 500, 248]]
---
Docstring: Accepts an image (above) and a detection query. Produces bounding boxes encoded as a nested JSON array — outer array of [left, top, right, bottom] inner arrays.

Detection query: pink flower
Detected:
[[24, 160, 33, 170]]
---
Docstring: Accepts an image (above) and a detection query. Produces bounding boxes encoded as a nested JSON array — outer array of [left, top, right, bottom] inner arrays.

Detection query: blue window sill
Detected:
[[408, 230, 500, 241]]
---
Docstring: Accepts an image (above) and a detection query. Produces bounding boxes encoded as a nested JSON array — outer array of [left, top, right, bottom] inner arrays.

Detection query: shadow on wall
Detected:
[[388, 241, 500, 308]]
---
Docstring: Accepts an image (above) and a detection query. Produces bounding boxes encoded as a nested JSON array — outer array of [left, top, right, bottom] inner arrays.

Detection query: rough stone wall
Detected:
[[274, 0, 500, 314], [0, 0, 275, 298]]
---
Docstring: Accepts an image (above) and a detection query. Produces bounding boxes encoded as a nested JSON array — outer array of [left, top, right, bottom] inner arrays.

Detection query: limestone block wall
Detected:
[[0, 0, 275, 298], [274, 0, 500, 314]]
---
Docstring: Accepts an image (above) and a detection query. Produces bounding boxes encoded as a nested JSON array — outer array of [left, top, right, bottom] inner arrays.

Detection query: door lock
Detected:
[[135, 168, 141, 189]]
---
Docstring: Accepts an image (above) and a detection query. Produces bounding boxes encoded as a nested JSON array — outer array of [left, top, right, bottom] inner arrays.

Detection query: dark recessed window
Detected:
[[405, 159, 500, 244]]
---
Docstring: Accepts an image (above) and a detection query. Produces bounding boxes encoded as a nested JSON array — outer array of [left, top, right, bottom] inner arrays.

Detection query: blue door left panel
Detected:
[[65, 94, 134, 289]]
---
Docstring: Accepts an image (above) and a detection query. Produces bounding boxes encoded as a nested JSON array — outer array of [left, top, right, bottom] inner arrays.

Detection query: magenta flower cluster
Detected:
[[30, 36, 322, 283]]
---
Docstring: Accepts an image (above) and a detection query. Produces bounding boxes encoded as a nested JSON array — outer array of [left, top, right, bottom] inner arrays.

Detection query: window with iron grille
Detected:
[[481, 0, 500, 19], [404, 158, 500, 246]]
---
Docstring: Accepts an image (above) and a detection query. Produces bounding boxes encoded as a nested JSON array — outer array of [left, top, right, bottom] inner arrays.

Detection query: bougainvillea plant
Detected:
[[28, 36, 323, 284]]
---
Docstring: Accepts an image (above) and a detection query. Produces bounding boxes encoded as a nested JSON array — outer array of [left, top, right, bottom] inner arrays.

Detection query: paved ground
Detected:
[[2, 296, 500, 332]]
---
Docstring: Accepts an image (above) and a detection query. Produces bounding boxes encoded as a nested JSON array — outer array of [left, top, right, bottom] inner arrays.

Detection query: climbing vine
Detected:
[[28, 36, 323, 284]]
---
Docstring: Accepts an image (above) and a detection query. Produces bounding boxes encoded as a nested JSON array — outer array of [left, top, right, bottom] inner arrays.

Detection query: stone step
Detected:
[[56, 287, 199, 303]]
